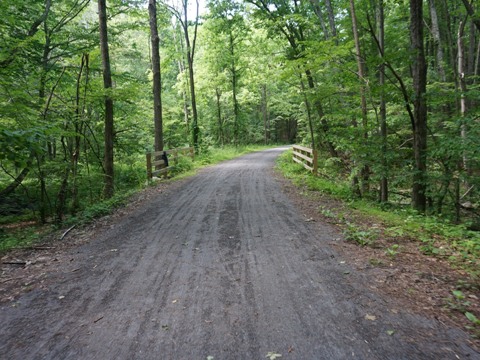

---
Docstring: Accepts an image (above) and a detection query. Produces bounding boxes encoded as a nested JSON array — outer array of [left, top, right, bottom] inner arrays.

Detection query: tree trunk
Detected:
[[215, 88, 224, 146], [377, 0, 388, 202], [410, 0, 428, 213], [299, 75, 315, 149], [309, 0, 330, 39], [98, 0, 114, 199], [261, 84, 269, 145], [458, 21, 469, 174], [71, 53, 89, 215], [149, 0, 164, 154], [349, 0, 370, 196], [172, 24, 190, 141], [461, 0, 480, 33], [428, 0, 447, 82], [304, 69, 337, 156], [229, 31, 240, 146], [182, 0, 199, 152], [325, 0, 337, 39]]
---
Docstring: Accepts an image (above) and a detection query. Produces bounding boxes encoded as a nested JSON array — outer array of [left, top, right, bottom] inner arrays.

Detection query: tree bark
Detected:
[[349, 0, 370, 195], [261, 84, 269, 145], [229, 30, 240, 146], [377, 0, 388, 202], [461, 0, 480, 33], [428, 0, 447, 82], [410, 0, 428, 212], [180, 0, 200, 152], [215, 88, 224, 146], [309, 0, 329, 39], [325, 0, 337, 39], [458, 21, 469, 174], [149, 0, 164, 154], [98, 0, 115, 199]]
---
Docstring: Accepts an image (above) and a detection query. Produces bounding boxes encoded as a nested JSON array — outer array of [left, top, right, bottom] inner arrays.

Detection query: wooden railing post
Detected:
[[146, 152, 152, 179], [313, 149, 318, 175]]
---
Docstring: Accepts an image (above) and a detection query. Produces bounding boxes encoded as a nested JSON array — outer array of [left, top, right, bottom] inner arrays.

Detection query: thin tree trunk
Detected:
[[299, 75, 315, 149], [325, 0, 337, 39], [377, 0, 388, 202], [309, 0, 329, 39], [428, 0, 447, 82], [182, 0, 200, 152], [229, 31, 240, 146], [98, 0, 114, 199], [215, 88, 224, 146], [350, 0, 369, 196], [149, 0, 164, 155], [261, 84, 269, 145], [461, 0, 480, 33], [72, 53, 89, 214], [458, 21, 469, 174], [410, 0, 428, 212], [172, 24, 190, 141]]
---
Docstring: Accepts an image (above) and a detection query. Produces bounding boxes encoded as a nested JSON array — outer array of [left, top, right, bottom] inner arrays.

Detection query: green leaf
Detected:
[[465, 312, 480, 325], [452, 290, 465, 300]]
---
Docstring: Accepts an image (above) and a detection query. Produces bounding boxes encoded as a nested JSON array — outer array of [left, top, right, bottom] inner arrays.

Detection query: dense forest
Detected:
[[1, 0, 479, 226]]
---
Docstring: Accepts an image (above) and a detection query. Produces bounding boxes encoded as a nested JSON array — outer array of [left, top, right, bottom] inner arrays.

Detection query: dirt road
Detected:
[[1, 148, 478, 359]]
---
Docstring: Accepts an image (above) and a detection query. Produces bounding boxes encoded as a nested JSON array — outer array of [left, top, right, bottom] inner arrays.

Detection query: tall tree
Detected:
[[349, 0, 370, 195], [98, 0, 115, 198], [165, 0, 200, 151], [410, 0, 428, 212], [149, 0, 164, 152], [377, 0, 388, 203]]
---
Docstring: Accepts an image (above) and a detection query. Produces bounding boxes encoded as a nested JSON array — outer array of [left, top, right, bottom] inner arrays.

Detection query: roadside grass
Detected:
[[276, 149, 480, 337], [276, 149, 480, 277], [0, 145, 275, 253]]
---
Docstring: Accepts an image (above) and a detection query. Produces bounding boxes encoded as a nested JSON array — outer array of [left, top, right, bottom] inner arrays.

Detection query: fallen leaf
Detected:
[[365, 314, 376, 321], [58, 296, 65, 300], [207, 357, 214, 360], [266, 352, 282, 360], [110, 249, 118, 252], [387, 330, 395, 336], [172, 300, 178, 304]]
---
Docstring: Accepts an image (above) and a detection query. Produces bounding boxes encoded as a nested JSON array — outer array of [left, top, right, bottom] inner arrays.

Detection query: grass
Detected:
[[0, 145, 276, 253]]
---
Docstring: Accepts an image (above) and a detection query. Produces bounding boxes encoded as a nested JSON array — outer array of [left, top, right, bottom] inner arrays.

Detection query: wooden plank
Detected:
[[152, 166, 176, 177], [152, 167, 169, 176], [153, 159, 166, 167], [293, 151, 314, 164], [293, 145, 313, 154], [293, 157, 314, 172]]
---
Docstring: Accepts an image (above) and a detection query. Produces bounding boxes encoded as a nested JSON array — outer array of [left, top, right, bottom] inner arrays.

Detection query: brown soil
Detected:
[[274, 170, 480, 350]]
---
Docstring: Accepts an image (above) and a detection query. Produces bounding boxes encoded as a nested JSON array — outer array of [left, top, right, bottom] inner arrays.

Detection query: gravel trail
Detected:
[[1, 147, 478, 359]]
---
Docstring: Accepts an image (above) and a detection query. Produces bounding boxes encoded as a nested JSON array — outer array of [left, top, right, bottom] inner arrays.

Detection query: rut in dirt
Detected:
[[1, 147, 478, 360]]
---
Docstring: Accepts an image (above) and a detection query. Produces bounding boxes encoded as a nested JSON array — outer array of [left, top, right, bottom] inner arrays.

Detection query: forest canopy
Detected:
[[1, 0, 479, 225]]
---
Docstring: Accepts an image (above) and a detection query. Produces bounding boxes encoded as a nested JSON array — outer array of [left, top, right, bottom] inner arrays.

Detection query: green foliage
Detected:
[[385, 244, 400, 259], [344, 222, 378, 247]]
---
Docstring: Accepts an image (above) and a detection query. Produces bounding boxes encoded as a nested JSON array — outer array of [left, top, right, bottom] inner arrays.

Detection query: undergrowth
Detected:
[[276, 150, 480, 278], [0, 145, 274, 253]]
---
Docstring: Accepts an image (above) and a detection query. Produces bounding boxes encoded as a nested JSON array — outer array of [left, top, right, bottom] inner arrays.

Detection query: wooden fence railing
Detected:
[[146, 147, 194, 179], [292, 145, 318, 175]]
